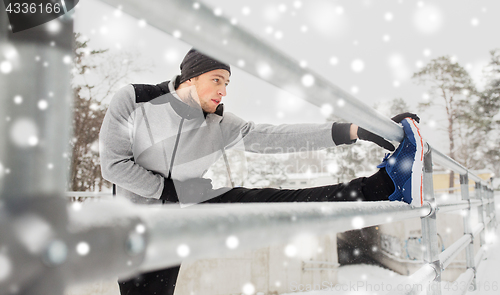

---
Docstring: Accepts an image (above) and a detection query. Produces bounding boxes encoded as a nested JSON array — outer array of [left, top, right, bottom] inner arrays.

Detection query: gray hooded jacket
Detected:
[[99, 76, 350, 204]]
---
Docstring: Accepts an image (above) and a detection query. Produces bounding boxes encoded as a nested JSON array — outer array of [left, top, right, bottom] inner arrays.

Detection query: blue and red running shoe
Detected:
[[377, 118, 424, 207]]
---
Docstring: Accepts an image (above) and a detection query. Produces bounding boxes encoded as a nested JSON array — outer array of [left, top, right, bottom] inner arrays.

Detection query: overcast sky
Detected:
[[74, 0, 500, 152]]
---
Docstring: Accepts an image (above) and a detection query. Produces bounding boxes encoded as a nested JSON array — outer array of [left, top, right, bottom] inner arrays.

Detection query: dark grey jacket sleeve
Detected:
[[99, 85, 164, 199]]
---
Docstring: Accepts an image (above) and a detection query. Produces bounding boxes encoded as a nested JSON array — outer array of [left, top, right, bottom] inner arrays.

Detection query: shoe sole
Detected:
[[405, 118, 424, 207]]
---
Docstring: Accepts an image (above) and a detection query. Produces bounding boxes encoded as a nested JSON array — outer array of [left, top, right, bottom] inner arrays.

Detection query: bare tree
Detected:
[[69, 33, 149, 192]]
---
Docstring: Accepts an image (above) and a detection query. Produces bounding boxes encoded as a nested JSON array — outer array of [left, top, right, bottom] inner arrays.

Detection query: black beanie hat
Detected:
[[179, 49, 231, 84]]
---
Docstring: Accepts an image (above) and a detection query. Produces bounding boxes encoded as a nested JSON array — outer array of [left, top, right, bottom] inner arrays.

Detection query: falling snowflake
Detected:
[[242, 6, 251, 15], [76, 242, 90, 256], [226, 235, 239, 249], [352, 216, 365, 229], [10, 118, 39, 148], [384, 12, 394, 21], [351, 59, 365, 73], [173, 30, 182, 39], [383, 34, 390, 42], [71, 202, 82, 211], [413, 4, 443, 34], [46, 21, 61, 33], [329, 56, 339, 65], [165, 49, 179, 64], [63, 55, 72, 64], [320, 103, 333, 117], [242, 283, 255, 295], [351, 86, 359, 94], [213, 7, 223, 16], [177, 244, 190, 257], [471, 18, 479, 26], [38, 100, 48, 110], [136, 224, 146, 234], [256, 62, 273, 79], [0, 61, 12, 74], [284, 244, 297, 257], [301, 74, 314, 87], [13, 95, 22, 104]]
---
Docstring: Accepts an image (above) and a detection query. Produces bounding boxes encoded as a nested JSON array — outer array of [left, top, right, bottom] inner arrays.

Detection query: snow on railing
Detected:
[[0, 1, 497, 294]]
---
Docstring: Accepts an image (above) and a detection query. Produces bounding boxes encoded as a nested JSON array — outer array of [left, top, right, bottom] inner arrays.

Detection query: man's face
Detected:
[[191, 69, 230, 113]]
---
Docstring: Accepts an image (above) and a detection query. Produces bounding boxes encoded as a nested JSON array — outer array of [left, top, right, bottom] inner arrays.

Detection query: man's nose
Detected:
[[218, 85, 227, 97]]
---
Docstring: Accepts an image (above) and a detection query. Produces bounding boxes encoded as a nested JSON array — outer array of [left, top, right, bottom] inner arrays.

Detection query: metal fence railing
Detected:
[[0, 1, 497, 294]]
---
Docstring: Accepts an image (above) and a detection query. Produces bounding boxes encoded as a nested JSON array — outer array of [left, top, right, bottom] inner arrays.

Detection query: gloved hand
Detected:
[[357, 127, 395, 151], [160, 177, 214, 203], [391, 112, 420, 124], [356, 112, 420, 151]]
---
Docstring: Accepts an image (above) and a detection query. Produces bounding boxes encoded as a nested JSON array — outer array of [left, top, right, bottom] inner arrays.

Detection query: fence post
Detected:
[[420, 147, 442, 295], [460, 173, 476, 290], [475, 183, 486, 247], [0, 10, 74, 295]]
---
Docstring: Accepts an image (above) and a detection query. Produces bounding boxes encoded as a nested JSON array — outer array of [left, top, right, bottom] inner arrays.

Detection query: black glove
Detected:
[[160, 177, 214, 204], [391, 112, 420, 124], [357, 112, 420, 151], [357, 128, 395, 151]]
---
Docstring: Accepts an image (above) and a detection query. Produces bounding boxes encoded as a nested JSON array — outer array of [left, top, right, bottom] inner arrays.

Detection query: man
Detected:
[[99, 48, 423, 295]]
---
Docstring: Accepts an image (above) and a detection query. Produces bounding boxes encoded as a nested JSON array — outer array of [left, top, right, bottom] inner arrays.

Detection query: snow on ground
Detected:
[[282, 264, 408, 295]]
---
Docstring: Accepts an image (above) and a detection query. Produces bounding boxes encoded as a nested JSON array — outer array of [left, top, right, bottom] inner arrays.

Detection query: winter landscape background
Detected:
[[69, 0, 500, 191]]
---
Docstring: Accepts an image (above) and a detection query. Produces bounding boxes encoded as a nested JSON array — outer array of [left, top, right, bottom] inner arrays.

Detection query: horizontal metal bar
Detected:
[[469, 199, 482, 207], [65, 192, 113, 198], [99, 0, 405, 143], [304, 260, 340, 266], [472, 223, 485, 238], [70, 200, 431, 277], [475, 248, 486, 270], [430, 148, 487, 187], [450, 268, 475, 295], [396, 264, 437, 295], [439, 234, 472, 270], [485, 216, 491, 226], [431, 148, 468, 176], [436, 200, 470, 213]]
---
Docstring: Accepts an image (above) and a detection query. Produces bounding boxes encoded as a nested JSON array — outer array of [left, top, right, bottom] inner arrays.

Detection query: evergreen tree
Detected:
[[412, 56, 477, 189], [463, 49, 500, 181]]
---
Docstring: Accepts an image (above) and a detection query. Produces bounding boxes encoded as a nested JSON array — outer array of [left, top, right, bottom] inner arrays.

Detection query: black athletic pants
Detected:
[[118, 169, 394, 295]]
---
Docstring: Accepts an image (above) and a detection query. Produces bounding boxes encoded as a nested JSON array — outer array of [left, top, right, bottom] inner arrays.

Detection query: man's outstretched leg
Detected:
[[207, 117, 424, 205]]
